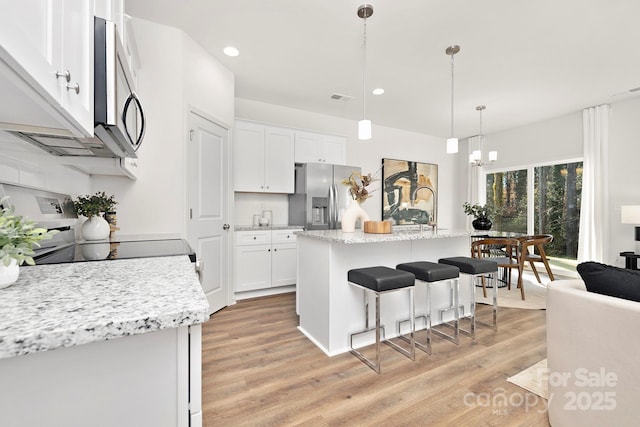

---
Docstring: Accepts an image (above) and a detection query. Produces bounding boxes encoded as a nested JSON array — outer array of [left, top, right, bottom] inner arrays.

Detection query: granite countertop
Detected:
[[0, 256, 209, 360], [235, 225, 304, 232], [296, 227, 471, 244]]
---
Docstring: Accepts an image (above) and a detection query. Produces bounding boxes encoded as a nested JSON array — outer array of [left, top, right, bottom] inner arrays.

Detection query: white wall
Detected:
[[609, 97, 640, 264], [91, 18, 234, 236], [481, 111, 583, 171], [0, 133, 90, 197], [90, 18, 184, 236], [235, 98, 466, 231]]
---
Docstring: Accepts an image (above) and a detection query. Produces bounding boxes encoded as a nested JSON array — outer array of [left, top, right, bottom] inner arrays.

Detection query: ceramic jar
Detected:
[[81, 215, 111, 241], [341, 200, 370, 233]]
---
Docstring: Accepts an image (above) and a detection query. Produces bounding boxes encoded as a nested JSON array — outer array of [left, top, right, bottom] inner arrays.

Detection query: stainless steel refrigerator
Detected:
[[288, 163, 361, 230]]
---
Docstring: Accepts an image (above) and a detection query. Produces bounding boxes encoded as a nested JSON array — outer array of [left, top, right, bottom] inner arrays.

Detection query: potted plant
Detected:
[[463, 202, 493, 230], [0, 197, 57, 288], [74, 192, 117, 241]]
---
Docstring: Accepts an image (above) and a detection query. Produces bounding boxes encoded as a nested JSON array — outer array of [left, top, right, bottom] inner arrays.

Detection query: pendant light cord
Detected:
[[362, 17, 367, 121], [450, 53, 454, 138]]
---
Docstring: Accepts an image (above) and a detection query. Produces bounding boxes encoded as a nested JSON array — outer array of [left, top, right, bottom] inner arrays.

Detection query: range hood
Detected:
[[12, 130, 136, 158]]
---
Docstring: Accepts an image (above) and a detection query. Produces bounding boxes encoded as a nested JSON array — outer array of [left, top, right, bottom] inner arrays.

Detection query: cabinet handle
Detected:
[[268, 248, 271, 252], [66, 83, 80, 94], [56, 70, 71, 82], [253, 236, 257, 240], [274, 248, 277, 252]]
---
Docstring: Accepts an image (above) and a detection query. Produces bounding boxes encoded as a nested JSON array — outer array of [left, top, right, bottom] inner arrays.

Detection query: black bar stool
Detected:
[[347, 266, 416, 374], [438, 257, 499, 337], [396, 261, 460, 354]]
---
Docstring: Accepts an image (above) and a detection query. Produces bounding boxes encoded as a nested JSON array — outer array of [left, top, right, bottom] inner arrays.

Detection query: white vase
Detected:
[[341, 200, 370, 233], [81, 215, 110, 241], [0, 259, 20, 289]]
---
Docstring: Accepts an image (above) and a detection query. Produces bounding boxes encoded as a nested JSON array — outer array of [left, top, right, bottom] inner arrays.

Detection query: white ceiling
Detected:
[[126, 0, 640, 138]]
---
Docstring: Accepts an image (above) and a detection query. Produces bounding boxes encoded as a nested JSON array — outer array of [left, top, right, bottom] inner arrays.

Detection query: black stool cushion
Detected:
[[396, 261, 459, 282], [348, 266, 415, 292], [438, 257, 498, 275]]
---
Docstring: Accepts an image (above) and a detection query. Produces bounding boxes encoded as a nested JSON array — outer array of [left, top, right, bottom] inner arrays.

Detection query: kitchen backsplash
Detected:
[[234, 193, 289, 226]]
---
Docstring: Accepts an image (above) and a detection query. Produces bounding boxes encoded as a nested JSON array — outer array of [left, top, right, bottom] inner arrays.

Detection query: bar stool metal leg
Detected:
[[431, 277, 460, 345], [349, 285, 415, 374], [397, 277, 459, 353]]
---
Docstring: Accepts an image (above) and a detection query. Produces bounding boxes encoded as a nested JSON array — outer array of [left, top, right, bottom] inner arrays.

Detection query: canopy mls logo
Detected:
[[544, 367, 618, 412], [463, 367, 618, 416]]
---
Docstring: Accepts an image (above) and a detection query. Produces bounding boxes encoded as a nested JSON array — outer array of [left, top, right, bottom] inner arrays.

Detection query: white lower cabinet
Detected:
[[0, 325, 202, 427], [235, 229, 302, 292]]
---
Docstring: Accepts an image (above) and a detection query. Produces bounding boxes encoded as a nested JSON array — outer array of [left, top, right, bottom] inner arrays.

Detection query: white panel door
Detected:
[[187, 111, 230, 314]]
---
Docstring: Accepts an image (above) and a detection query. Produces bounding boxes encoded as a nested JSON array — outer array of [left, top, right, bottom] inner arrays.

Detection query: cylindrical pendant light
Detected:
[[446, 45, 460, 153], [357, 4, 373, 140]]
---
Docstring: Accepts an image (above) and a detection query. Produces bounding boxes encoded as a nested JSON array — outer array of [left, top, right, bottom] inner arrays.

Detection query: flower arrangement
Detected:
[[343, 171, 375, 203], [463, 202, 492, 219], [0, 197, 57, 266], [74, 192, 117, 219]]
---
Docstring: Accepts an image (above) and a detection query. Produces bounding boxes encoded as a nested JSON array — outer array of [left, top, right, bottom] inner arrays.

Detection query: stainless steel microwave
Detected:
[[12, 17, 146, 158]]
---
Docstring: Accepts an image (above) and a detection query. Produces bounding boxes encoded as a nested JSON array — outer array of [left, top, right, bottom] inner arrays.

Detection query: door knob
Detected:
[[223, 224, 230, 230]]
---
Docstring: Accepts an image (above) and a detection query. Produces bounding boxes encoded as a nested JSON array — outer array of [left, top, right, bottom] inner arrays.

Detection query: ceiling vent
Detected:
[[330, 93, 354, 101]]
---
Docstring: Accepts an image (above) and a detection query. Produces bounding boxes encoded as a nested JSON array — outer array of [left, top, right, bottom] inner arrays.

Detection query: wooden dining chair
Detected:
[[471, 238, 524, 299], [518, 234, 555, 283]]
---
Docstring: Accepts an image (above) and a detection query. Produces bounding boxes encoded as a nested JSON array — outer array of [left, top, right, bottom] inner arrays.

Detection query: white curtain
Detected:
[[577, 104, 609, 262]]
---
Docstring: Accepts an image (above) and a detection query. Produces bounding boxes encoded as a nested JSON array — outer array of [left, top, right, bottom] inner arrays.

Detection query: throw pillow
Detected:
[[577, 261, 640, 302]]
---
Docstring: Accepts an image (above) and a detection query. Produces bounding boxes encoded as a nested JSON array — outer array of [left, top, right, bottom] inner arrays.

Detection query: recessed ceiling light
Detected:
[[372, 88, 384, 95], [223, 46, 239, 57]]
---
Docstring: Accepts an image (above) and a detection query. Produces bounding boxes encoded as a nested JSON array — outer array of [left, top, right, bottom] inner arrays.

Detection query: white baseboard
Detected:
[[234, 285, 295, 300]]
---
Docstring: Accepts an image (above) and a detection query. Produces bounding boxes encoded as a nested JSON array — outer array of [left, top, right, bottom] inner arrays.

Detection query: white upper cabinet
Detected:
[[0, 0, 93, 137], [264, 126, 295, 193], [59, 0, 93, 133], [234, 121, 294, 193], [294, 131, 346, 165]]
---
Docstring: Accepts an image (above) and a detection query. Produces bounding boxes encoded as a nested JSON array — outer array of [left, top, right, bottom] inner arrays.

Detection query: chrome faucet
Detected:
[[411, 185, 437, 230]]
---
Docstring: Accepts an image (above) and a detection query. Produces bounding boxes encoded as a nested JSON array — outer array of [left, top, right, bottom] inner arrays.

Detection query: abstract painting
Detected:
[[381, 158, 438, 225]]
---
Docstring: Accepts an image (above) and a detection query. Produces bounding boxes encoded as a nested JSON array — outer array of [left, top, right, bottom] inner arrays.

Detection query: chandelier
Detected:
[[469, 105, 497, 166]]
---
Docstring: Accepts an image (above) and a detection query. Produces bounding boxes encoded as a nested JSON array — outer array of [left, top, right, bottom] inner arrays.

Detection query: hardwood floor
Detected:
[[202, 292, 550, 426]]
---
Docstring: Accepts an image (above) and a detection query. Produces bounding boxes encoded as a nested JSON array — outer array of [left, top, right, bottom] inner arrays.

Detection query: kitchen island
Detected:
[[296, 228, 473, 356], [0, 255, 209, 427]]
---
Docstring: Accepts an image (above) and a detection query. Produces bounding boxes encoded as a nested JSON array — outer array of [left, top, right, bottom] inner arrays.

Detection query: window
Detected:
[[486, 169, 527, 233], [533, 162, 582, 259], [485, 161, 583, 260]]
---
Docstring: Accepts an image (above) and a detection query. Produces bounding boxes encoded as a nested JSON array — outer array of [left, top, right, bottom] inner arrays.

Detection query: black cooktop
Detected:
[[32, 239, 195, 265]]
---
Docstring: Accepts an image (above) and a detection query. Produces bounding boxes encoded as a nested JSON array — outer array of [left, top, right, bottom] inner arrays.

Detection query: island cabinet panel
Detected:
[[296, 230, 472, 356], [233, 121, 294, 193]]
